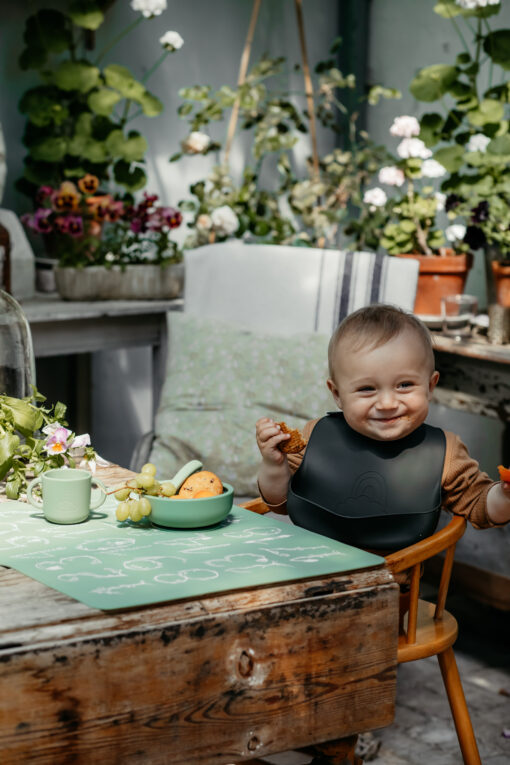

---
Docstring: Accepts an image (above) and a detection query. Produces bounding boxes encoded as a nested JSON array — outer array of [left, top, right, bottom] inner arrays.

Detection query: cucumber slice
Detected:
[[169, 460, 203, 491]]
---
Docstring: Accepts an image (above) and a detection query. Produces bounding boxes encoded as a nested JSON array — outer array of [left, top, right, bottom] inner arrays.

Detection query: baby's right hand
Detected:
[[256, 418, 290, 465]]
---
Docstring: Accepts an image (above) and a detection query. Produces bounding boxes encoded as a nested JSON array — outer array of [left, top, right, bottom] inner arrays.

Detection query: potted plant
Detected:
[[406, 0, 509, 312], [22, 176, 184, 299], [17, 0, 185, 297], [345, 113, 472, 316], [171, 47, 399, 249]]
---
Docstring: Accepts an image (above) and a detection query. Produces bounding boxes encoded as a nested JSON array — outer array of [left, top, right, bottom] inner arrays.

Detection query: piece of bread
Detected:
[[276, 421, 307, 454], [178, 470, 223, 498]]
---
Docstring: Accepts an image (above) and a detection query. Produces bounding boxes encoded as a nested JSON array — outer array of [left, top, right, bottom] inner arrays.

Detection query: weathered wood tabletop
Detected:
[[0, 465, 399, 765]]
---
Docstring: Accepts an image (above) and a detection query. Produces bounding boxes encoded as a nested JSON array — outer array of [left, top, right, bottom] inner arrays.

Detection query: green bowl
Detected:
[[148, 483, 234, 528]]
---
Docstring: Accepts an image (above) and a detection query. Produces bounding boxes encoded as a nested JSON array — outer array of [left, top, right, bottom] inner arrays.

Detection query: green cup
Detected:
[[27, 467, 107, 524]]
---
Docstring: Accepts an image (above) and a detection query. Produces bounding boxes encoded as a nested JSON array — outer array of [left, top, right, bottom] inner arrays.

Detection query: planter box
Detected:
[[55, 263, 184, 301]]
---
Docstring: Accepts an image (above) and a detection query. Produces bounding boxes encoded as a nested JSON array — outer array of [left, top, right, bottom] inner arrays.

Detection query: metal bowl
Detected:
[[148, 483, 234, 528]]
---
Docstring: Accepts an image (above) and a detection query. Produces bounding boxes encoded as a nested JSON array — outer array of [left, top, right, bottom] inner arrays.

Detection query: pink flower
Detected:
[[159, 207, 182, 229], [33, 208, 53, 234], [44, 426, 73, 455], [35, 185, 54, 205], [66, 216, 84, 238]]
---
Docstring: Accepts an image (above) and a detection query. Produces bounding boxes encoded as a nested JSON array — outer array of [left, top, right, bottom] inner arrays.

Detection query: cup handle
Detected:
[[27, 476, 43, 508], [90, 478, 108, 510]]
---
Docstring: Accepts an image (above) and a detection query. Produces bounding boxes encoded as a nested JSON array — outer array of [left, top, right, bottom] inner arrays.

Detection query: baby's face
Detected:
[[327, 329, 439, 441]]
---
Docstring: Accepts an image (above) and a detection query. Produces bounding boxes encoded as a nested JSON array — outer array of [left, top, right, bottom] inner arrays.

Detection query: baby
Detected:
[[256, 304, 510, 550]]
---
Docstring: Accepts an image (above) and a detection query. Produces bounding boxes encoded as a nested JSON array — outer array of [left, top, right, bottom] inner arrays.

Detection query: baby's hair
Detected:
[[328, 304, 435, 379]]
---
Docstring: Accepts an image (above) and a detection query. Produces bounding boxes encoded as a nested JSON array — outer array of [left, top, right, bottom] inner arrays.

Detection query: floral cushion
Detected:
[[149, 313, 334, 496]]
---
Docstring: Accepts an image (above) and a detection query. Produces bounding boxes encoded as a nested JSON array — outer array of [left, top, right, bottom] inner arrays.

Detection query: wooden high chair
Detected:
[[239, 500, 481, 765]]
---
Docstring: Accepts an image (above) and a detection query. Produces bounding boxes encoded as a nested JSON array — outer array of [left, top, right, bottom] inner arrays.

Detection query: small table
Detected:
[[0, 465, 398, 764], [20, 294, 183, 420], [431, 331, 510, 460]]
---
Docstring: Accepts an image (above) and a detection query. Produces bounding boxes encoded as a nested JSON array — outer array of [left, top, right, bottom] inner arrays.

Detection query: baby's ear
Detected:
[[428, 370, 440, 396], [327, 378, 342, 408]]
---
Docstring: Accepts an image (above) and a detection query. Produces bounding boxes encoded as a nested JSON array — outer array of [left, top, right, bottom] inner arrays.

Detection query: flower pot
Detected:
[[490, 261, 510, 308], [55, 263, 184, 301], [395, 250, 473, 316]]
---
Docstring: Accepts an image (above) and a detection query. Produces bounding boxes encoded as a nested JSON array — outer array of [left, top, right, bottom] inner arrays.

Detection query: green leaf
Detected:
[[54, 401, 67, 421], [367, 85, 401, 105], [409, 64, 458, 102], [487, 135, 510, 155], [103, 65, 145, 100], [138, 91, 164, 117], [113, 160, 147, 191], [178, 85, 211, 101], [400, 219, 416, 234], [69, 1, 105, 30], [18, 46, 47, 71], [483, 31, 510, 70], [5, 474, 22, 500], [30, 137, 67, 162], [88, 88, 122, 116], [0, 433, 20, 480], [434, 144, 465, 172], [169, 152, 183, 162], [19, 87, 69, 127], [53, 61, 101, 93], [468, 99, 505, 127], [106, 130, 147, 161], [456, 52, 471, 65], [419, 113, 443, 146], [2, 397, 44, 434], [23, 10, 70, 56]]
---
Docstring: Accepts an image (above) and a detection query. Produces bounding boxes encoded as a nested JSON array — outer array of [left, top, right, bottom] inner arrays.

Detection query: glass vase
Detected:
[[0, 289, 36, 398]]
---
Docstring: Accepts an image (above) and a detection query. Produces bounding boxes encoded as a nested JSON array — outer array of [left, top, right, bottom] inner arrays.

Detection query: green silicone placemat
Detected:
[[0, 495, 383, 610]]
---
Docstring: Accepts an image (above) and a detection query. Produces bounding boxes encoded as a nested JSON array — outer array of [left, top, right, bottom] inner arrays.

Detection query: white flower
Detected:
[[211, 205, 240, 235], [397, 138, 432, 160], [159, 30, 184, 51], [390, 115, 420, 138], [421, 159, 447, 178], [378, 166, 405, 187], [456, 0, 499, 9], [446, 224, 467, 242], [105, 251, 116, 262], [130, 0, 167, 18], [466, 133, 490, 153], [363, 187, 388, 207], [181, 131, 211, 154], [196, 214, 212, 230], [435, 192, 447, 212]]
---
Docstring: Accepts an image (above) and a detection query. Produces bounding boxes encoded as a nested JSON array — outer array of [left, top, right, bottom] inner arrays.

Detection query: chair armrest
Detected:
[[386, 515, 466, 574], [240, 497, 271, 514]]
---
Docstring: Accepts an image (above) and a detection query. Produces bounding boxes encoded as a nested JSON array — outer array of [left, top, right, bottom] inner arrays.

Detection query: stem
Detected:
[[407, 181, 432, 256], [94, 16, 143, 65], [446, 8, 470, 55], [120, 98, 133, 127], [142, 50, 169, 83]]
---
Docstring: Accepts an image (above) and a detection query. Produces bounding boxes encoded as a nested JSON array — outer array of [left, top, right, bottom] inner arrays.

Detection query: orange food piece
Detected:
[[276, 421, 307, 454], [178, 470, 223, 498], [193, 490, 215, 499], [497, 465, 510, 482]]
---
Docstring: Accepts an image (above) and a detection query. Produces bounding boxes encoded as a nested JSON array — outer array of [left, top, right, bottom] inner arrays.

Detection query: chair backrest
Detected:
[[184, 242, 420, 334], [385, 515, 466, 644]]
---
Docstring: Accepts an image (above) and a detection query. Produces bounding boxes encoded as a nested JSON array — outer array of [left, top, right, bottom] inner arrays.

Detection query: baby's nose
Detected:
[[376, 390, 398, 409]]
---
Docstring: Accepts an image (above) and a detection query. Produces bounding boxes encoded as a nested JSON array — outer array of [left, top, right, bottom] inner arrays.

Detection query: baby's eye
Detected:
[[357, 385, 375, 393], [398, 381, 414, 389]]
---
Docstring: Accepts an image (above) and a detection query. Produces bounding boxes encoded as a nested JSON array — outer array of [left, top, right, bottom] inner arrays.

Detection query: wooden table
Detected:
[[431, 331, 510, 460], [20, 294, 183, 419], [0, 465, 398, 764]]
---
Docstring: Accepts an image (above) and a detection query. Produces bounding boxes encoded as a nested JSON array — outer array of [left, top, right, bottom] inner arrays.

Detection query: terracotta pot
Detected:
[[395, 250, 473, 315], [490, 261, 510, 308]]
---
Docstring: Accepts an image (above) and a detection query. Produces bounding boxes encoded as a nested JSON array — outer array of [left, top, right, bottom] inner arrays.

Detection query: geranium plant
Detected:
[[172, 45, 399, 248], [21, 174, 182, 267], [16, 0, 181, 200], [408, 0, 510, 257], [0, 387, 98, 500]]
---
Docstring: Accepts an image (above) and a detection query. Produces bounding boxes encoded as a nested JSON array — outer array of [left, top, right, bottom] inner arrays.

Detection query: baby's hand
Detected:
[[256, 417, 290, 465]]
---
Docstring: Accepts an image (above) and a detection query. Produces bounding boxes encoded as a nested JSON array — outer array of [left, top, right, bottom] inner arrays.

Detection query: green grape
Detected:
[[129, 501, 142, 523], [136, 473, 155, 490], [145, 480, 160, 496], [126, 478, 140, 489], [114, 487, 131, 502], [160, 481, 176, 497], [139, 497, 152, 517], [116, 502, 130, 522], [141, 462, 157, 476]]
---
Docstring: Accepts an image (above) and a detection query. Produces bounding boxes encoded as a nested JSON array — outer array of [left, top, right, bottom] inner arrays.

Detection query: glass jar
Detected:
[[0, 289, 36, 398]]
